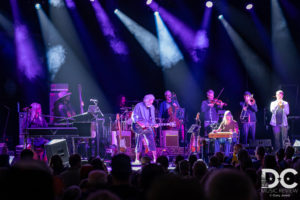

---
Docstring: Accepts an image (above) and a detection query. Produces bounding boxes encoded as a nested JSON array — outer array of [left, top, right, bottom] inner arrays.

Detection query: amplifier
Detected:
[[45, 139, 69, 165], [161, 130, 179, 147], [111, 131, 131, 148], [19, 112, 27, 145]]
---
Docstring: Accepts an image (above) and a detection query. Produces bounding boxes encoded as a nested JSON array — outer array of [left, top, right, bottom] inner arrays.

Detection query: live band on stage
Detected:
[[20, 84, 291, 163]]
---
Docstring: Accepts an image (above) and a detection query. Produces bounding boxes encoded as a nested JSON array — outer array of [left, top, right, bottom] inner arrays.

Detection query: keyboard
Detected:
[[208, 132, 237, 139]]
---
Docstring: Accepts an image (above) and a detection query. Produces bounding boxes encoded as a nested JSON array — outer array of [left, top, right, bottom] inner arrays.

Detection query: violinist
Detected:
[[201, 90, 225, 136], [240, 91, 258, 145], [270, 90, 289, 151]]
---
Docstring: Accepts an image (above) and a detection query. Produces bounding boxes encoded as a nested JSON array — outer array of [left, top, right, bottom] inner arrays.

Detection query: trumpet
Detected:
[[248, 95, 255, 105], [278, 100, 284, 108]]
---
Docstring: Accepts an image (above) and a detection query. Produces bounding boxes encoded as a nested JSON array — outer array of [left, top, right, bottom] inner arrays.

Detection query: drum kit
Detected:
[[118, 106, 133, 131]]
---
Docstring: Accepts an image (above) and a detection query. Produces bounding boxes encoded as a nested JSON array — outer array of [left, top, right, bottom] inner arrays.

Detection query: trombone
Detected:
[[240, 94, 255, 121]]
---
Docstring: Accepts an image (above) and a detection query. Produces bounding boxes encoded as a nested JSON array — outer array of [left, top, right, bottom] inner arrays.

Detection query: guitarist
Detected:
[[132, 94, 158, 163]]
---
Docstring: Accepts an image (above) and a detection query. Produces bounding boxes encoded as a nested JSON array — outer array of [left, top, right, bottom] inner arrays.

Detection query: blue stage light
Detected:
[[35, 3, 41, 10]]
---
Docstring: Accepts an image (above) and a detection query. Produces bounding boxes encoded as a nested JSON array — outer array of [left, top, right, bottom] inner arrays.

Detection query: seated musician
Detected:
[[53, 91, 76, 122], [132, 94, 158, 163], [117, 94, 127, 113], [26, 102, 48, 162], [27, 102, 48, 128], [213, 110, 239, 156]]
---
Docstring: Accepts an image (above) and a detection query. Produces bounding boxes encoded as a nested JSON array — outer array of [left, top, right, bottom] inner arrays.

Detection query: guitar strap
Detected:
[[148, 107, 153, 124]]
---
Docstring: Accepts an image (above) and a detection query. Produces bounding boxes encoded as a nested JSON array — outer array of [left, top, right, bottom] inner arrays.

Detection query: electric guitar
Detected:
[[116, 113, 126, 152], [132, 121, 176, 134]]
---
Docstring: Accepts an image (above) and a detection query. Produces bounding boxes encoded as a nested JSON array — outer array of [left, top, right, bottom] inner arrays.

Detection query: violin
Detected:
[[208, 88, 227, 106], [209, 99, 227, 106]]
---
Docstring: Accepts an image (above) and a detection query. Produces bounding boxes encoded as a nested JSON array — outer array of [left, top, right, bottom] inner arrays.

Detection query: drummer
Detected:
[[116, 95, 132, 130]]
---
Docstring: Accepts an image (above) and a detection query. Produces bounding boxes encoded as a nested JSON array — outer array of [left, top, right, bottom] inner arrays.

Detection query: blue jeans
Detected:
[[214, 138, 231, 157], [272, 126, 288, 151], [242, 122, 256, 144]]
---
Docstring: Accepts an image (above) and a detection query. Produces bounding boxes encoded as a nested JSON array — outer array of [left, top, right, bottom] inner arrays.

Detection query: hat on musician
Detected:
[[244, 91, 251, 96], [56, 91, 72, 101]]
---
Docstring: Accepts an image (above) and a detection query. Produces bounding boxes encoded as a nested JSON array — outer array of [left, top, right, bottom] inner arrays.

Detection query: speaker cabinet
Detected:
[[161, 130, 179, 147], [111, 131, 131, 148], [18, 112, 27, 145], [45, 139, 69, 165]]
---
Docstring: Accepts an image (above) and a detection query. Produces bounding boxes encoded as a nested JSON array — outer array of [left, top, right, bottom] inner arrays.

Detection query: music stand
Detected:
[[187, 124, 201, 154]]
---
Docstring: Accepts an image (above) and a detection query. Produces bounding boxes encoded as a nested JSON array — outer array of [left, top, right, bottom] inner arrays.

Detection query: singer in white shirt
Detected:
[[270, 90, 289, 151]]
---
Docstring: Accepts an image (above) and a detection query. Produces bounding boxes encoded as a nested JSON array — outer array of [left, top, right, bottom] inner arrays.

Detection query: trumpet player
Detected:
[[240, 91, 258, 145], [270, 90, 289, 151]]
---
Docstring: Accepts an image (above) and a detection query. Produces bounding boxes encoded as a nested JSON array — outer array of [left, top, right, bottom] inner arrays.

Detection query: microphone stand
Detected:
[[1, 105, 10, 144]]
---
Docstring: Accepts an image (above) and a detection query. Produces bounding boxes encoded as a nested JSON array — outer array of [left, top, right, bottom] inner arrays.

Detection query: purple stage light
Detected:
[[10, 0, 43, 81], [194, 30, 209, 49], [149, 2, 196, 59], [65, 0, 76, 9], [206, 1, 213, 8], [146, 0, 152, 5], [218, 15, 223, 20], [91, 0, 128, 55], [246, 3, 253, 10]]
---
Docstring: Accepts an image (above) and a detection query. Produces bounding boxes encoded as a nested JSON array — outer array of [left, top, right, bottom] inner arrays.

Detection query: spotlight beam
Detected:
[[115, 9, 160, 65], [154, 12, 184, 68], [10, 0, 43, 81], [91, 1, 128, 55], [0, 13, 14, 37], [149, 2, 196, 61], [219, 17, 269, 95], [272, 0, 300, 81]]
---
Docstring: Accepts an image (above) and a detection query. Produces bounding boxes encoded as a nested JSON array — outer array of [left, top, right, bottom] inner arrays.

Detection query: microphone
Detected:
[[23, 106, 32, 111]]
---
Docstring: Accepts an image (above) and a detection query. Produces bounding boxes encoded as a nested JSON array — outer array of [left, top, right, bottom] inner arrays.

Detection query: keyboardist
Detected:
[[214, 110, 239, 133], [27, 102, 48, 128], [25, 102, 48, 162], [212, 110, 239, 156]]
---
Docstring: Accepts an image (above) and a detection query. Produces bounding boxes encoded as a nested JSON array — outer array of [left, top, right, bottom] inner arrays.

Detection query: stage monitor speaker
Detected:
[[45, 139, 69, 165], [162, 130, 179, 147], [111, 131, 131, 148]]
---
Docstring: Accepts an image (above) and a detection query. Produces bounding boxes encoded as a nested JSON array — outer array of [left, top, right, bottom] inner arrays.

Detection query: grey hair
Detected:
[[143, 94, 155, 103]]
